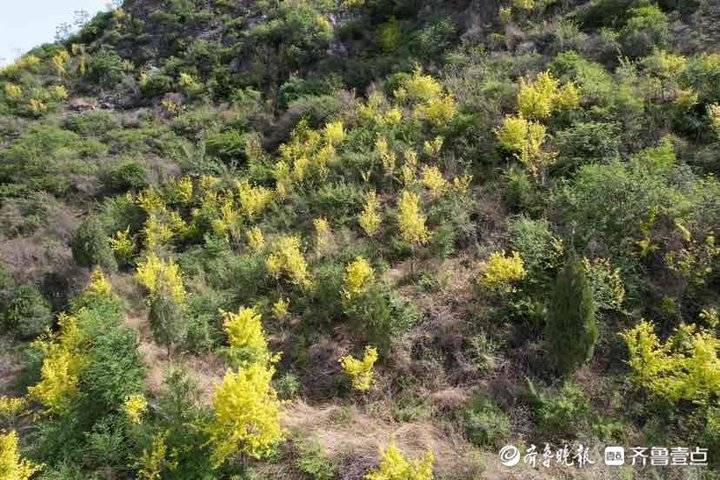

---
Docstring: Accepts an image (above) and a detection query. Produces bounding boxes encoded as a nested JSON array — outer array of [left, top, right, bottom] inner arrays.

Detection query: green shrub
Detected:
[[205, 130, 248, 163], [0, 126, 106, 196], [531, 381, 590, 438], [551, 159, 686, 260], [278, 76, 340, 108], [554, 121, 620, 171], [71, 216, 117, 271], [619, 5, 669, 58], [148, 282, 188, 353], [508, 216, 561, 285], [503, 165, 543, 213], [295, 440, 338, 480], [276, 372, 301, 399], [87, 48, 125, 87], [63, 111, 121, 136], [545, 255, 598, 373], [344, 283, 418, 351], [0, 270, 52, 339], [462, 395, 510, 447], [140, 71, 174, 97], [378, 17, 404, 53], [101, 160, 149, 193]]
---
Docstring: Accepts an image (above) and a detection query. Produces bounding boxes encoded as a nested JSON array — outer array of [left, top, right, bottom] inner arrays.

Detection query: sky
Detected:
[[0, 0, 109, 65]]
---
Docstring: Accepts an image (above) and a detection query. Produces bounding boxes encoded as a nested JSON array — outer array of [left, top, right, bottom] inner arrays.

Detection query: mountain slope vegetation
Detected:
[[2, 0, 720, 478]]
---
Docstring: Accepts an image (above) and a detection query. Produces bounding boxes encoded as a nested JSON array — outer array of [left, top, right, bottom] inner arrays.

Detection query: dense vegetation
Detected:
[[2, 0, 720, 478]]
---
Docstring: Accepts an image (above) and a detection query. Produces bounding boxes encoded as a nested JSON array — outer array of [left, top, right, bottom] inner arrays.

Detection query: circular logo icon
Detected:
[[499, 445, 521, 467]]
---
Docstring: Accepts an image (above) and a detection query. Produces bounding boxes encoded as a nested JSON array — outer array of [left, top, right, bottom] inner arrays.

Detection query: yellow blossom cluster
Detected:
[[266, 235, 312, 288], [622, 321, 720, 403], [246, 226, 266, 252], [364, 443, 434, 480], [339, 346, 378, 391], [0, 430, 43, 480], [208, 362, 283, 465], [313, 217, 332, 251], [397, 191, 429, 246], [0, 397, 26, 417], [272, 298, 290, 320], [123, 394, 148, 425], [394, 69, 457, 127], [274, 119, 345, 196], [236, 180, 274, 217], [479, 251, 526, 292], [709, 104, 720, 135], [28, 314, 86, 414], [420, 165, 448, 197], [135, 254, 187, 303], [343, 257, 375, 300], [517, 71, 580, 120], [222, 307, 269, 361], [359, 191, 383, 237]]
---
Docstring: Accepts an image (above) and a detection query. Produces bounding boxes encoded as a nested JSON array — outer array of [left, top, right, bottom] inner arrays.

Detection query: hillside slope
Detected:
[[2, 0, 720, 479]]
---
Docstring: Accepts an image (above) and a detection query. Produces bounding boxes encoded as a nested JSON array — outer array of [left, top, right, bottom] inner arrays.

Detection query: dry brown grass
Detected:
[[282, 399, 483, 479]]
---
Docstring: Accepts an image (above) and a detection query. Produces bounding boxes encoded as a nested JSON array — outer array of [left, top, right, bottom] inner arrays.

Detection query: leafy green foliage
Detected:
[[0, 268, 52, 339], [545, 255, 598, 373]]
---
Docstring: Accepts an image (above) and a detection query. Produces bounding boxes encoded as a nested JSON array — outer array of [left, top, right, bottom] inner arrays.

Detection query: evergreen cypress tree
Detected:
[[148, 279, 187, 355], [545, 255, 598, 373]]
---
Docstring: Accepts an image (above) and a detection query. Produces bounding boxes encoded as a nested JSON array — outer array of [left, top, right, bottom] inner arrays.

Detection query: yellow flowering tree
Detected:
[[222, 307, 269, 364], [136, 254, 188, 352], [137, 432, 173, 480], [208, 362, 283, 466], [621, 320, 720, 403], [324, 120, 346, 146], [313, 217, 332, 251], [339, 346, 378, 391], [479, 251, 526, 292], [0, 430, 42, 480], [236, 180, 274, 218], [28, 314, 86, 414], [343, 257, 375, 300], [246, 226, 265, 252], [496, 115, 550, 179], [709, 103, 720, 135], [359, 191, 382, 237], [395, 68, 457, 127], [110, 227, 135, 266], [517, 71, 580, 119], [272, 298, 290, 320], [266, 235, 312, 289], [364, 443, 434, 480], [397, 191, 429, 246], [123, 394, 148, 425], [420, 165, 448, 197], [0, 397, 26, 418], [135, 254, 186, 304]]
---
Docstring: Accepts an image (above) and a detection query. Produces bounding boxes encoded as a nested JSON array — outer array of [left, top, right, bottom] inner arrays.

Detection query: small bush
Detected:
[[532, 382, 590, 438], [205, 130, 248, 163], [101, 160, 149, 193], [619, 5, 669, 58], [295, 440, 338, 480], [462, 395, 510, 447], [0, 273, 52, 339], [139, 71, 173, 97], [344, 284, 418, 350], [71, 216, 117, 271], [554, 121, 620, 171], [86, 48, 125, 87]]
